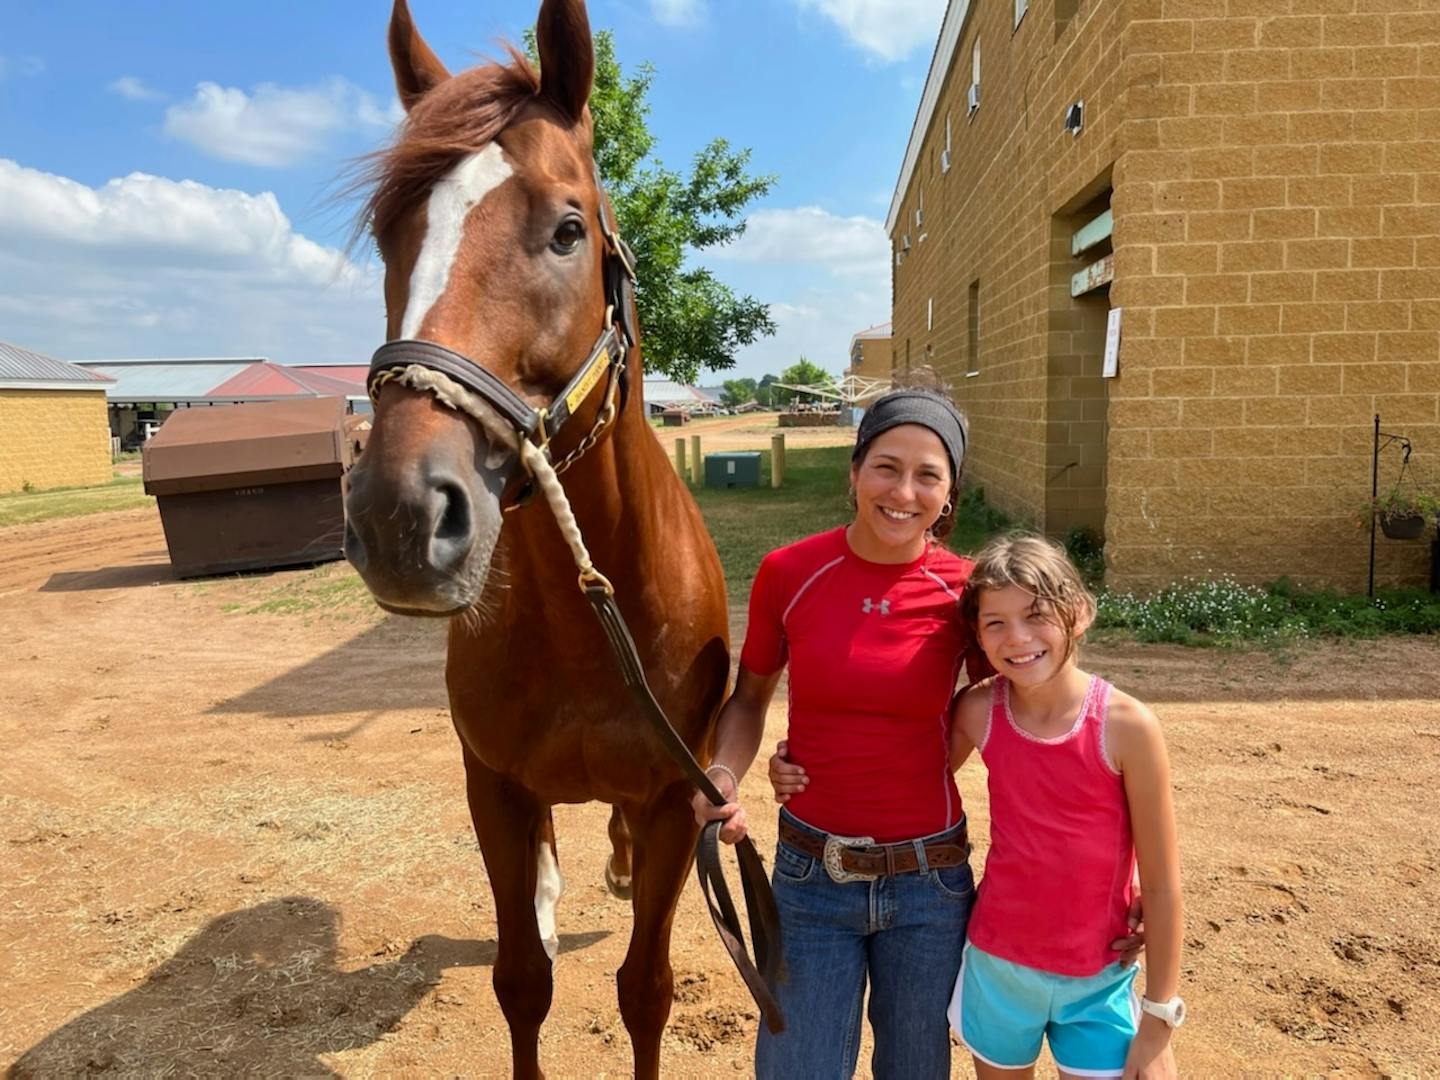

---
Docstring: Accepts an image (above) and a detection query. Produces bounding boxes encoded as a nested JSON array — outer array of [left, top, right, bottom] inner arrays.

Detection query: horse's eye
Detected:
[[550, 219, 585, 254]]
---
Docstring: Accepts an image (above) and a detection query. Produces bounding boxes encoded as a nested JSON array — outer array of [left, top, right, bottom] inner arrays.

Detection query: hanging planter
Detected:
[[1379, 511, 1426, 540]]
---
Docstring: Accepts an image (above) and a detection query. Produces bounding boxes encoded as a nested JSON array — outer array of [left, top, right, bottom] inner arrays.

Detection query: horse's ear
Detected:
[[536, 0, 594, 125], [389, 0, 450, 112]]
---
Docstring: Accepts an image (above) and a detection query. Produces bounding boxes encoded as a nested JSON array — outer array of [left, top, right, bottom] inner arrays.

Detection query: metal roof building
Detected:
[[79, 358, 367, 405], [643, 379, 720, 414], [0, 340, 114, 493], [0, 340, 115, 390]]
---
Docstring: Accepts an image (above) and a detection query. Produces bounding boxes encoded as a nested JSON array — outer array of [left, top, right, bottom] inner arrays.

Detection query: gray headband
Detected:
[[852, 390, 967, 479]]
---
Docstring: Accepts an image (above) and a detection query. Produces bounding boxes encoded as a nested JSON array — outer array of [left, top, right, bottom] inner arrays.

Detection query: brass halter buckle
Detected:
[[822, 835, 877, 884]]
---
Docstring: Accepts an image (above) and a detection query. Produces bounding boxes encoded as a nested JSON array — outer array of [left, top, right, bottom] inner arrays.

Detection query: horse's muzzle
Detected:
[[343, 453, 506, 616]]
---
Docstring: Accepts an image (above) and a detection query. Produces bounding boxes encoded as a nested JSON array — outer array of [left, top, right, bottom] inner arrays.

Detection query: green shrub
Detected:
[[1094, 574, 1440, 645]]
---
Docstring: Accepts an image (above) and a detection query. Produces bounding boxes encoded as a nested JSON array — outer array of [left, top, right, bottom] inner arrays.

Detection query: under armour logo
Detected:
[[862, 597, 890, 615]]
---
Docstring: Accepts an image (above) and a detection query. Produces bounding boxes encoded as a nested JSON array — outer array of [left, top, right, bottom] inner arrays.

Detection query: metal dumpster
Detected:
[[143, 397, 353, 578], [705, 451, 762, 489]]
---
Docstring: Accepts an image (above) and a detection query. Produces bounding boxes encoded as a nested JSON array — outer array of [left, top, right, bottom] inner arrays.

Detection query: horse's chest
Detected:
[[452, 687, 669, 801]]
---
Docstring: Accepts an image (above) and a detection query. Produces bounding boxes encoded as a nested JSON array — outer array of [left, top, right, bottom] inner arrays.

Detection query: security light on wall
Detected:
[[1063, 100, 1084, 136]]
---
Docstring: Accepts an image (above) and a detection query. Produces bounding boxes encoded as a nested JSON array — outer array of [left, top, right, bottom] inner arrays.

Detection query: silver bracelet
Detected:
[[704, 763, 740, 799]]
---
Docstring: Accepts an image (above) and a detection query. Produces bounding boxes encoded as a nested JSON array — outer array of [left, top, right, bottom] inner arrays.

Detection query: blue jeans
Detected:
[[756, 809, 975, 1080]]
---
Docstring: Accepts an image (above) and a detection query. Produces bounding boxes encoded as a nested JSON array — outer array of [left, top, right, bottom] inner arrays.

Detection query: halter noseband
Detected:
[[366, 163, 638, 498]]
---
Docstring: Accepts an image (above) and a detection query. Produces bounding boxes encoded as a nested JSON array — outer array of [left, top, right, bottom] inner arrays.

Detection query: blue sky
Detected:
[[0, 0, 946, 382]]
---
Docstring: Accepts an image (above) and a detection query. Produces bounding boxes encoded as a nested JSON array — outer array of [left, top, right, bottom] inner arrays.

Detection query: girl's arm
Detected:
[[1111, 693, 1182, 1079], [690, 665, 783, 844]]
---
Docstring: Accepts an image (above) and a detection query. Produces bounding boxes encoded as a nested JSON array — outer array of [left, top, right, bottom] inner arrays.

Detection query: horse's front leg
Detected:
[[617, 779, 700, 1080], [462, 745, 557, 1080]]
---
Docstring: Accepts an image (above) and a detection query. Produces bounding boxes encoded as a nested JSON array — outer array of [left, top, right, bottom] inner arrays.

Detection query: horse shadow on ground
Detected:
[[208, 617, 450, 723], [7, 896, 608, 1078]]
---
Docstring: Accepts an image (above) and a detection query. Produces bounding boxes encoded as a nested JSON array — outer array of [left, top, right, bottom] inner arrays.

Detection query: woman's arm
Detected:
[[947, 676, 993, 771], [1111, 694, 1182, 1080], [690, 665, 783, 844]]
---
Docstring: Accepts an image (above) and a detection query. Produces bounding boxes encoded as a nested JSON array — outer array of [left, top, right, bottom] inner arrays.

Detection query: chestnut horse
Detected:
[[342, 1, 748, 1075]]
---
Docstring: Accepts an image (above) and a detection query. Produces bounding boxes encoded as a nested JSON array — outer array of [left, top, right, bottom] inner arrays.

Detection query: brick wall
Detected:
[[849, 335, 893, 379], [890, 0, 1439, 591], [0, 389, 113, 493]]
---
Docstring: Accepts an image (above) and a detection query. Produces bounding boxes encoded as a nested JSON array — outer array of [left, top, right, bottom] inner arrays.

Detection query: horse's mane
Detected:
[[356, 49, 541, 244]]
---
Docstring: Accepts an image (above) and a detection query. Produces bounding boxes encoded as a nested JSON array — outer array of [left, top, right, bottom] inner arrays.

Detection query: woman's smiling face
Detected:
[[848, 424, 952, 560]]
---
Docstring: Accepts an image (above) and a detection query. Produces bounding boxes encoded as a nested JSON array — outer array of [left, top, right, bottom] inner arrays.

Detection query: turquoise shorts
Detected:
[[947, 942, 1139, 1077]]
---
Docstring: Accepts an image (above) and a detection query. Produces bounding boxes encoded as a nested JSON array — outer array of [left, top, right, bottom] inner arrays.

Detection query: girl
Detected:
[[946, 534, 1182, 1080]]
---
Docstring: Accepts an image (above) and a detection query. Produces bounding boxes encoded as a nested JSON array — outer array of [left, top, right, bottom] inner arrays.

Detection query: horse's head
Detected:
[[344, 0, 621, 616]]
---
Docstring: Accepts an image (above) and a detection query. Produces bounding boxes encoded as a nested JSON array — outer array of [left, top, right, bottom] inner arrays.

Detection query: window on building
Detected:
[[967, 280, 980, 376], [927, 297, 934, 332], [915, 186, 924, 228], [941, 112, 952, 173], [967, 41, 981, 117], [1015, 0, 1029, 28]]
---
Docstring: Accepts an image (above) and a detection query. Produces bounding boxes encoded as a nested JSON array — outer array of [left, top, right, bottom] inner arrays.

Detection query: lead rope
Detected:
[[372, 361, 787, 1033]]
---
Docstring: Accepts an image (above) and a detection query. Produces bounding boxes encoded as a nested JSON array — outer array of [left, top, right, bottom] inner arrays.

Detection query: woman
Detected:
[[690, 388, 988, 1079]]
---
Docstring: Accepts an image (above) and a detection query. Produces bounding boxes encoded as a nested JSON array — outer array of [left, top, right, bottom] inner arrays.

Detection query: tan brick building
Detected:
[[888, 0, 1440, 590], [848, 322, 894, 379], [0, 341, 114, 494]]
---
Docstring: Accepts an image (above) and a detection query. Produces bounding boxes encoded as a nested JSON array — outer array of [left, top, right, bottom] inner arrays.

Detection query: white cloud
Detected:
[[0, 159, 382, 363], [729, 282, 889, 380], [0, 55, 45, 80], [164, 78, 400, 167], [707, 207, 891, 379], [792, 0, 946, 63], [713, 206, 889, 278], [108, 75, 165, 102], [651, 0, 704, 27]]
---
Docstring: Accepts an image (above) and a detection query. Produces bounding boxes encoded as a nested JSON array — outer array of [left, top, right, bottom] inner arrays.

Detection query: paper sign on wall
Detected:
[[1103, 307, 1121, 378]]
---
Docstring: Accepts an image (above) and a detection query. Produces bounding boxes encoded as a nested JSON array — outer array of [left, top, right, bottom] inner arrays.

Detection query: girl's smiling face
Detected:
[[975, 583, 1091, 684], [848, 424, 952, 561]]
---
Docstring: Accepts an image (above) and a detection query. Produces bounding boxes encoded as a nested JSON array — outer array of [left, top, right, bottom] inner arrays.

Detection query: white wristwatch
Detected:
[[1140, 995, 1186, 1029]]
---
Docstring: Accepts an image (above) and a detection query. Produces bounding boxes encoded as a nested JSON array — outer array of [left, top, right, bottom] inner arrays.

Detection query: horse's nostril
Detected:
[[433, 481, 473, 545], [343, 518, 368, 571]]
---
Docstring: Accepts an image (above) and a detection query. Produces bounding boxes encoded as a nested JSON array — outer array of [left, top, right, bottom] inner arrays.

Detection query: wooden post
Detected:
[[771, 433, 785, 489], [674, 436, 687, 478], [690, 434, 703, 486]]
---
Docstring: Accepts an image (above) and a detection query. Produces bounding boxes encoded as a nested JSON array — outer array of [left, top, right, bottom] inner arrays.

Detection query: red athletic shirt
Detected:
[[740, 526, 991, 843]]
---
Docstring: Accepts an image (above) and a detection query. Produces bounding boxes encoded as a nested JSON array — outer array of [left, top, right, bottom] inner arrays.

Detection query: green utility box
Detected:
[[704, 451, 762, 489]]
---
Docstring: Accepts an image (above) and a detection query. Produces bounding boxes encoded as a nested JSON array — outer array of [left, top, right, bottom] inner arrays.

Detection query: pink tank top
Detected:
[[966, 675, 1136, 977]]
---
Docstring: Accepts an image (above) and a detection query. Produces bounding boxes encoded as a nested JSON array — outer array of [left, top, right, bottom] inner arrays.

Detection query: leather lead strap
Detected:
[[585, 585, 786, 1035]]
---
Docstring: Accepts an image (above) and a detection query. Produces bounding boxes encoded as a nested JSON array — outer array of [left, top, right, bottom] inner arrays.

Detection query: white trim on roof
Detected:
[[80, 357, 268, 365], [885, 0, 973, 236], [0, 380, 112, 392]]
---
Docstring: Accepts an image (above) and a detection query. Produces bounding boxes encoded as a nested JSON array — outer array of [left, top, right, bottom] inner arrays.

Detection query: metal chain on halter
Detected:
[[550, 310, 627, 477]]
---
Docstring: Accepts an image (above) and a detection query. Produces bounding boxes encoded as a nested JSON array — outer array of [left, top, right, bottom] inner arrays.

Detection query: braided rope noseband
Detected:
[[370, 362, 612, 594]]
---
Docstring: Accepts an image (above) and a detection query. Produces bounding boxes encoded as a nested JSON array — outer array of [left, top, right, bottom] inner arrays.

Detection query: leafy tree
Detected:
[[528, 31, 776, 382], [755, 373, 777, 408], [773, 357, 835, 406], [720, 377, 758, 407]]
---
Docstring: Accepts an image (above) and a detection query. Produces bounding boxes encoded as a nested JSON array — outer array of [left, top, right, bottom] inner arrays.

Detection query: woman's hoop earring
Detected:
[[941, 500, 953, 518]]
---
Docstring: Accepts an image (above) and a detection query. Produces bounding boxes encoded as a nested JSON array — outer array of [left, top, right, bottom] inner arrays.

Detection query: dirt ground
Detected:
[[3, 441, 1439, 1076]]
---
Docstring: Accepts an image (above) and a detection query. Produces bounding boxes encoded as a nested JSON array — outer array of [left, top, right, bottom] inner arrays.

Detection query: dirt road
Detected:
[[2, 503, 1437, 1076]]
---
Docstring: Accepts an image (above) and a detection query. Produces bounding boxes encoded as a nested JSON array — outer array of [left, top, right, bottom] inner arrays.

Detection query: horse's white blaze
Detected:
[[400, 143, 514, 340], [535, 842, 564, 963]]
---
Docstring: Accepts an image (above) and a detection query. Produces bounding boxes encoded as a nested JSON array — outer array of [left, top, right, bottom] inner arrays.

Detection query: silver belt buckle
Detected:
[[822, 834, 877, 884]]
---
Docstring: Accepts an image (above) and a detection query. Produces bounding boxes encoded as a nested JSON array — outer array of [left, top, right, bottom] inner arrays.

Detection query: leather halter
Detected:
[[366, 164, 638, 498]]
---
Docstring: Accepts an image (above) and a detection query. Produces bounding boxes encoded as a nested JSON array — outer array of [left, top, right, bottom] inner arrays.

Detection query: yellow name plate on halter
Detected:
[[565, 350, 609, 415]]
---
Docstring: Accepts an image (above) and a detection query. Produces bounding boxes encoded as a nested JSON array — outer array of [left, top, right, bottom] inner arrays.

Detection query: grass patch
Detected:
[[219, 561, 377, 618], [0, 475, 152, 528]]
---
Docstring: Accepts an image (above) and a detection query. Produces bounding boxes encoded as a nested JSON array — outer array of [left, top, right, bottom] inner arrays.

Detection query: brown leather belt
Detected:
[[779, 819, 970, 883]]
